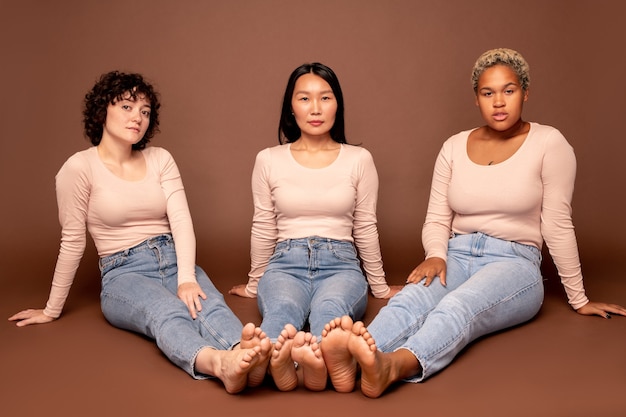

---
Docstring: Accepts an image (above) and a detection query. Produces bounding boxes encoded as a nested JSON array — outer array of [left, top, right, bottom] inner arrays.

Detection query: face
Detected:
[[475, 64, 528, 131], [102, 93, 151, 146], [291, 73, 337, 140]]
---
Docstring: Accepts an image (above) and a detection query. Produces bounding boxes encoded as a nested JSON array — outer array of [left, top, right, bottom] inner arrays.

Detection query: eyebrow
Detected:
[[294, 89, 334, 95], [120, 98, 151, 108], [479, 82, 519, 91]]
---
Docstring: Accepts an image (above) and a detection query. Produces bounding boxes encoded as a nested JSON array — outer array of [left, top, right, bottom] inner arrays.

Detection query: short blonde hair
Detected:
[[471, 48, 530, 93]]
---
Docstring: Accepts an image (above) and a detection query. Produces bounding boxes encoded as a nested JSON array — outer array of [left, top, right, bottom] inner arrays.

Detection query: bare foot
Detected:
[[239, 323, 271, 387], [195, 345, 262, 394], [321, 316, 357, 393], [349, 321, 419, 398], [292, 331, 327, 391], [268, 324, 298, 391]]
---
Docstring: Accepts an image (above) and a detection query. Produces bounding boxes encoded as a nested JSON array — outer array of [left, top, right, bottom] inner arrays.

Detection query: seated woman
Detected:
[[229, 62, 401, 391], [321, 48, 626, 398], [9, 71, 271, 394]]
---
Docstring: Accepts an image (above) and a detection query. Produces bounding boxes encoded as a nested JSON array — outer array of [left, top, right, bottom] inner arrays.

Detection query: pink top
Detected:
[[44, 146, 197, 318], [246, 143, 390, 298], [423, 122, 589, 309]]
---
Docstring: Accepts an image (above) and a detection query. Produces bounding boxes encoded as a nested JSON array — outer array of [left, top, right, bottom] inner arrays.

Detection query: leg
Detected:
[[396, 234, 544, 381], [100, 238, 245, 379], [257, 246, 312, 339], [308, 267, 368, 340]]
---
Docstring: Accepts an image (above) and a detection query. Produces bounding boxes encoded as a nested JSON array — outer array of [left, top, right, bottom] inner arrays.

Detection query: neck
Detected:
[[292, 134, 338, 151], [484, 119, 528, 140], [97, 138, 135, 163]]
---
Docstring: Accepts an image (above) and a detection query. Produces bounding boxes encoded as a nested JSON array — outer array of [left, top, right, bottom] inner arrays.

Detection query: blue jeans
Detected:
[[257, 237, 368, 340], [99, 234, 243, 379], [367, 232, 544, 382]]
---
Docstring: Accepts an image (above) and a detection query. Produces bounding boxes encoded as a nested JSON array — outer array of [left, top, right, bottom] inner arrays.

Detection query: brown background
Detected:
[[1, 1, 625, 416]]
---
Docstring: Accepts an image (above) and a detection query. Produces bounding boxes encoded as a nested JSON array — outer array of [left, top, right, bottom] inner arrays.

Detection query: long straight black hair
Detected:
[[277, 62, 346, 144]]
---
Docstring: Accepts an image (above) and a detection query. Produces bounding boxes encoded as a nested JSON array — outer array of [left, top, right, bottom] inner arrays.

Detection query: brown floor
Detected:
[[3, 250, 626, 417]]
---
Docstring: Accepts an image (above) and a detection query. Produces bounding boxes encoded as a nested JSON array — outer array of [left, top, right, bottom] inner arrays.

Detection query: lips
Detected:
[[308, 120, 323, 127], [492, 112, 507, 121]]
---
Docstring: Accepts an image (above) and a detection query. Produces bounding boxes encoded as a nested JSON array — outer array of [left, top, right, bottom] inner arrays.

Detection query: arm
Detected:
[[159, 149, 207, 318], [9, 154, 90, 326], [541, 130, 626, 318], [230, 150, 277, 298], [410, 143, 455, 286], [352, 149, 397, 298]]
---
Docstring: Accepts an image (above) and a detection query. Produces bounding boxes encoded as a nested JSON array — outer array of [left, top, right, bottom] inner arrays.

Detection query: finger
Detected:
[[423, 276, 434, 287], [185, 298, 197, 319], [407, 267, 423, 281], [8, 310, 32, 320], [15, 317, 36, 327], [439, 270, 447, 287]]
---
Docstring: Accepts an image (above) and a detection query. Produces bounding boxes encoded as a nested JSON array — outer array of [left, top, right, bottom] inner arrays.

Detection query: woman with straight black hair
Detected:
[[230, 62, 401, 391]]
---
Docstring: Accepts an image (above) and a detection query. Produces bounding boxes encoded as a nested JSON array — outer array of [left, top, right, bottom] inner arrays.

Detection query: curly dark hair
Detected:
[[278, 62, 346, 145], [83, 71, 160, 150]]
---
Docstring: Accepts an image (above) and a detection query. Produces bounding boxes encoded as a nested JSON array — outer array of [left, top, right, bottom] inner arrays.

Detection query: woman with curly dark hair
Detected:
[[9, 70, 271, 394]]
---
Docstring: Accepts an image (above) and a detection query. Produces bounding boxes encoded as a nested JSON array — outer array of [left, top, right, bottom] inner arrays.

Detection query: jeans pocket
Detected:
[[510, 242, 541, 268], [268, 247, 287, 263], [99, 253, 128, 275], [330, 242, 358, 263]]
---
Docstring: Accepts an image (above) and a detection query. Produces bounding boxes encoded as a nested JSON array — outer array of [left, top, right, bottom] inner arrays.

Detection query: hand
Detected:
[[228, 284, 256, 298], [576, 301, 626, 319], [8, 309, 55, 327], [380, 285, 404, 299], [177, 282, 207, 319], [406, 257, 447, 287]]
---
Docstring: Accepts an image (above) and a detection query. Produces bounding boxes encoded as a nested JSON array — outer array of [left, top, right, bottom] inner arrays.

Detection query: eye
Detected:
[[299, 97, 309, 101], [121, 104, 131, 110], [321, 96, 332, 101], [141, 110, 151, 116], [483, 92, 492, 97]]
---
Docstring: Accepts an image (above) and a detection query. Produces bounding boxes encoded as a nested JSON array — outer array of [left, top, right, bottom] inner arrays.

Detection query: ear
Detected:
[[523, 88, 529, 102]]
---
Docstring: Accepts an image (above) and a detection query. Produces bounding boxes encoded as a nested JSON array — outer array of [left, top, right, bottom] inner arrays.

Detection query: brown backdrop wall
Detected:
[[1, 0, 625, 302]]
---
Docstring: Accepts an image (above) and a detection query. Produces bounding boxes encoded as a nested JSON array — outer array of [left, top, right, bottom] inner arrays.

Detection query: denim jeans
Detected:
[[367, 232, 544, 382], [99, 234, 243, 379], [257, 237, 368, 340]]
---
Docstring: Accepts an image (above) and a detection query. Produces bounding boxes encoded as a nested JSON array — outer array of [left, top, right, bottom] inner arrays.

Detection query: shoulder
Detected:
[[143, 146, 177, 167], [143, 146, 174, 159], [528, 122, 572, 150], [58, 147, 96, 175], [342, 144, 374, 161], [439, 128, 473, 155], [256, 144, 288, 162]]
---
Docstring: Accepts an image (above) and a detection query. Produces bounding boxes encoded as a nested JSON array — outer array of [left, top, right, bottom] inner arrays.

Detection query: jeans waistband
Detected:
[[99, 234, 173, 265], [276, 236, 353, 250], [450, 232, 541, 258]]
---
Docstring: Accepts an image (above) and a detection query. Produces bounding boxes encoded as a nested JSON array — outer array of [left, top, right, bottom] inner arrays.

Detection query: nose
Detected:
[[131, 109, 142, 123], [493, 93, 505, 107], [310, 99, 322, 115]]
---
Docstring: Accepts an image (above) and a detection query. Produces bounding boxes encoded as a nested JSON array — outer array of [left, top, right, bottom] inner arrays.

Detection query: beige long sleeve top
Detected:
[[44, 146, 196, 318], [422, 122, 589, 309], [245, 143, 390, 298]]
